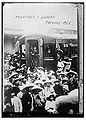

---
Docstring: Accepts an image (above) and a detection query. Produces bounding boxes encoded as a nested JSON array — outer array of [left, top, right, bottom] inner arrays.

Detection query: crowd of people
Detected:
[[3, 50, 79, 117]]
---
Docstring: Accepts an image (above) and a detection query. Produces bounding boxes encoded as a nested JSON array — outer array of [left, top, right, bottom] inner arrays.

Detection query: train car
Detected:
[[16, 34, 78, 72], [18, 34, 59, 71]]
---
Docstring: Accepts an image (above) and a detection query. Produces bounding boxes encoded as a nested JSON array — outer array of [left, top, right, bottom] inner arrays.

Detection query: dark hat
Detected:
[[11, 87, 20, 95], [15, 52, 19, 55], [66, 71, 78, 76], [47, 94, 55, 100]]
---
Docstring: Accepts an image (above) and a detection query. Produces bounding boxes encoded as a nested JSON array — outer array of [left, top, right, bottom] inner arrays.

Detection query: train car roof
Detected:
[[19, 33, 77, 44], [19, 34, 56, 43], [19, 33, 55, 39]]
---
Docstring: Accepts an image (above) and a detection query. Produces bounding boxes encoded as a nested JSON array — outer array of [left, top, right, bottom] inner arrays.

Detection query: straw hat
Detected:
[[9, 66, 16, 71], [9, 72, 18, 79], [13, 76, 25, 83], [57, 72, 66, 76], [52, 79, 60, 83], [66, 71, 78, 76], [20, 83, 34, 91], [31, 85, 43, 92], [44, 80, 52, 85], [62, 77, 69, 81], [34, 80, 44, 85]]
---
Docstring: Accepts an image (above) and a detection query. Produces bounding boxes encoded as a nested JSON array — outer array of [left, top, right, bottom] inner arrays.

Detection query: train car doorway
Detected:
[[25, 35, 58, 71], [43, 40, 57, 71], [26, 39, 39, 70]]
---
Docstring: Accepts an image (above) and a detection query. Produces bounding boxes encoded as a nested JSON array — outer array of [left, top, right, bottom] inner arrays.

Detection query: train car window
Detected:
[[71, 46, 78, 56], [44, 43, 55, 58], [60, 43, 69, 57], [29, 40, 39, 54]]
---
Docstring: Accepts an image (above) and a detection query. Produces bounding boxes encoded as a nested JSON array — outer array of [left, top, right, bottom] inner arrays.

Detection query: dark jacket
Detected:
[[21, 92, 32, 113], [53, 84, 64, 96]]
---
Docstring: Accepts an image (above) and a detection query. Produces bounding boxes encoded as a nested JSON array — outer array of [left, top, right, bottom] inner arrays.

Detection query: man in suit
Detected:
[[53, 79, 64, 97]]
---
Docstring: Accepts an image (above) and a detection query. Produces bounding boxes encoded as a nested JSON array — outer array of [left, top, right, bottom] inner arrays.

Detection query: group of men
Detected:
[[3, 50, 79, 116]]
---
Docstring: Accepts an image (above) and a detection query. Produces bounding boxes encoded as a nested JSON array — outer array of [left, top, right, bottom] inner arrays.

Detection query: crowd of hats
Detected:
[[3, 52, 79, 114], [4, 52, 79, 94]]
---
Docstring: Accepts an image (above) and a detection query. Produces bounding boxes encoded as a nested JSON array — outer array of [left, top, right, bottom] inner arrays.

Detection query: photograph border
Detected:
[[1, 2, 84, 118]]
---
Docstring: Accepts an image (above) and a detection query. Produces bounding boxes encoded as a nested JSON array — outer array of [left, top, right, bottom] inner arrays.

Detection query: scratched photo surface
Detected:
[[2, 2, 84, 117]]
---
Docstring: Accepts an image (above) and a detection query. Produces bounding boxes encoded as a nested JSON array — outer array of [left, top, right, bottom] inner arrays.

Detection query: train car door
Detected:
[[25, 39, 39, 69], [43, 40, 57, 71]]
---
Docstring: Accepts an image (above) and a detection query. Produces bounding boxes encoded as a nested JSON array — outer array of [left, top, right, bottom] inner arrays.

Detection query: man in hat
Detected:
[[56, 48, 63, 62], [10, 92, 22, 113], [67, 74, 78, 91], [45, 94, 56, 114], [15, 39, 20, 53], [63, 57, 72, 73], [9, 72, 18, 84], [21, 89, 33, 114], [9, 65, 16, 74], [30, 47, 39, 71], [53, 79, 64, 97], [44, 80, 55, 100], [34, 80, 45, 103], [57, 57, 64, 72], [58, 72, 66, 82], [33, 94, 45, 114], [62, 77, 69, 94]]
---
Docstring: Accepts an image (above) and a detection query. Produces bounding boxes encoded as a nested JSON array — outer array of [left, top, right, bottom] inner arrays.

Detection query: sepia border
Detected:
[[1, 2, 84, 118]]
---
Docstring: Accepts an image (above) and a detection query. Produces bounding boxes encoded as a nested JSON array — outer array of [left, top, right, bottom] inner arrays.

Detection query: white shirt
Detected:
[[44, 86, 55, 99], [63, 84, 69, 91], [12, 96, 22, 112], [58, 61, 64, 68], [45, 100, 56, 113]]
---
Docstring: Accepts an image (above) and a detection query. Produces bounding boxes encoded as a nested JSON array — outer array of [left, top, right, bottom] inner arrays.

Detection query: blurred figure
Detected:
[[53, 79, 64, 97], [68, 109, 74, 115], [45, 94, 56, 114], [34, 80, 45, 103], [4, 102, 13, 112], [21, 90, 32, 113], [4, 90, 22, 113], [44, 80, 56, 100], [4, 92, 14, 112], [63, 57, 72, 73], [15, 39, 20, 53], [11, 92, 22, 112], [57, 58, 64, 72], [33, 94, 45, 114]]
